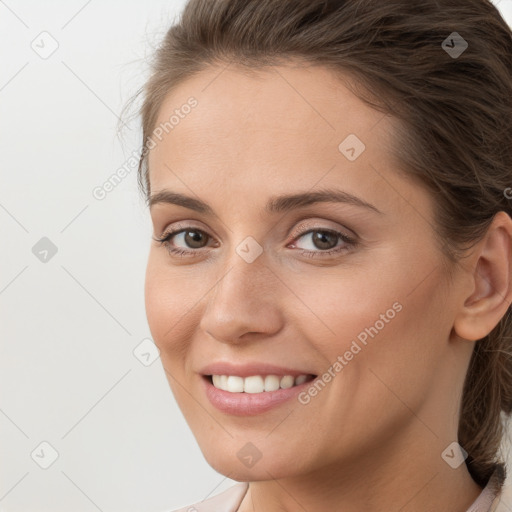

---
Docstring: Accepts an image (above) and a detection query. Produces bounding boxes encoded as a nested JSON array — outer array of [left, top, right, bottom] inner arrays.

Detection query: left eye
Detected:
[[292, 229, 348, 251], [288, 228, 357, 258]]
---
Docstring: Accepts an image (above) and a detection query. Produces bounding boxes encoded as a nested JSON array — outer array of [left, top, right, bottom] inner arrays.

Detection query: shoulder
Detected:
[[469, 465, 508, 512], [167, 482, 249, 512]]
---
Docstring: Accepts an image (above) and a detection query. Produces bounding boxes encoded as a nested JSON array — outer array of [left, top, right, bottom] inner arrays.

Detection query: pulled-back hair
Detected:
[[133, 0, 512, 489]]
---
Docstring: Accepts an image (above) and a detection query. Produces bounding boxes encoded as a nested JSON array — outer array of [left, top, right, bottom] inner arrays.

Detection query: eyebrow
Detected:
[[148, 187, 383, 215]]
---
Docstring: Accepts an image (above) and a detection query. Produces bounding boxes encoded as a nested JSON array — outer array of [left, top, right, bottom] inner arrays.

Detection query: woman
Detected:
[[134, 0, 512, 510]]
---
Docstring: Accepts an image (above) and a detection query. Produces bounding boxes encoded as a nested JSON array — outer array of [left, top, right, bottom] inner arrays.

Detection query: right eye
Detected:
[[153, 227, 213, 257]]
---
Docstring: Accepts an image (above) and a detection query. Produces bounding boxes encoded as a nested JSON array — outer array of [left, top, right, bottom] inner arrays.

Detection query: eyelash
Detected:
[[153, 223, 357, 260]]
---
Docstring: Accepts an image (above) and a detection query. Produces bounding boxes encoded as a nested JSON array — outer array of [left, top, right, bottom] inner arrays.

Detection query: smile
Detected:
[[209, 374, 315, 393], [201, 374, 318, 416]]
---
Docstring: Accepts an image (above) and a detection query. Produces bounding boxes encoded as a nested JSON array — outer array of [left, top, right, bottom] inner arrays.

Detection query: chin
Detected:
[[200, 442, 302, 482]]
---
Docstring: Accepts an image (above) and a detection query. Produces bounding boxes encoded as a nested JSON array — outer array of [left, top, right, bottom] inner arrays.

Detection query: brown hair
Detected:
[[133, 0, 512, 489]]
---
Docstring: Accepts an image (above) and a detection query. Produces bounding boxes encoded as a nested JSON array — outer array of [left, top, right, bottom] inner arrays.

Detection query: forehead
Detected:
[[150, 62, 392, 155], [145, 62, 430, 224]]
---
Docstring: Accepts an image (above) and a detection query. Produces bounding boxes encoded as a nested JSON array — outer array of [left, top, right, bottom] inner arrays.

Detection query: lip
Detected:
[[201, 374, 317, 416], [198, 361, 316, 378]]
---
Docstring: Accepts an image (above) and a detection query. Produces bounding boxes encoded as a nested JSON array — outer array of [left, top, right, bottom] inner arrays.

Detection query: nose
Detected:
[[199, 253, 284, 344]]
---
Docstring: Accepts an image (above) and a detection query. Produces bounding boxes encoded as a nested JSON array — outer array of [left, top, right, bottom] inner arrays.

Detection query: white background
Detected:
[[1, 1, 512, 510]]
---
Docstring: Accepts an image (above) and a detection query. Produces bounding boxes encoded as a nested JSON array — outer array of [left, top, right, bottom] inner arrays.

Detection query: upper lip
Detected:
[[199, 361, 317, 378]]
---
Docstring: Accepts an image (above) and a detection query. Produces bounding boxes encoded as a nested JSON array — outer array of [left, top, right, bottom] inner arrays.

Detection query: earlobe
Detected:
[[453, 211, 512, 342]]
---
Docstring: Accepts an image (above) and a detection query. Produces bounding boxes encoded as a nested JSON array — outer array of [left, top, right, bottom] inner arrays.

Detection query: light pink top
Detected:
[[169, 467, 506, 512]]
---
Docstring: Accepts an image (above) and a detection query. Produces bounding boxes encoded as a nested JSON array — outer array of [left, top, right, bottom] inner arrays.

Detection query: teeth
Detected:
[[245, 376, 265, 393], [279, 375, 295, 389], [264, 375, 280, 392], [294, 374, 308, 385], [211, 374, 311, 393]]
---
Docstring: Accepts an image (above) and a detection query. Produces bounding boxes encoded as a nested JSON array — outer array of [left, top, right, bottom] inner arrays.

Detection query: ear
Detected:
[[453, 211, 512, 342]]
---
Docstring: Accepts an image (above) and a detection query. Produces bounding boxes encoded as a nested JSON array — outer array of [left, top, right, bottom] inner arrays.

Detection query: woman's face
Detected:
[[145, 63, 471, 481]]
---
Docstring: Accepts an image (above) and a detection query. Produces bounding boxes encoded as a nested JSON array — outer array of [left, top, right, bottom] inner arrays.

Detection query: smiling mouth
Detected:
[[203, 374, 317, 393]]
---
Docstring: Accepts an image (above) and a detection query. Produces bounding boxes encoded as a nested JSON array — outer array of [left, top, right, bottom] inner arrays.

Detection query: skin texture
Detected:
[[144, 62, 512, 512]]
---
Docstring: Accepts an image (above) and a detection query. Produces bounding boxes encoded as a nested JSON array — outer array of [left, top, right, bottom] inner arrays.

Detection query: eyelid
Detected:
[[158, 220, 209, 238], [288, 219, 357, 242]]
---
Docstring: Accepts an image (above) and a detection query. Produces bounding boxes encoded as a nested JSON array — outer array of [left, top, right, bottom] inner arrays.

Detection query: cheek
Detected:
[[144, 251, 197, 355], [286, 259, 405, 353], [290, 248, 448, 387], [144, 254, 206, 415], [287, 259, 449, 453]]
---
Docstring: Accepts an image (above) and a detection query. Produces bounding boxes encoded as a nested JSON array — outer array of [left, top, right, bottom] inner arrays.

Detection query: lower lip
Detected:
[[201, 375, 317, 416]]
